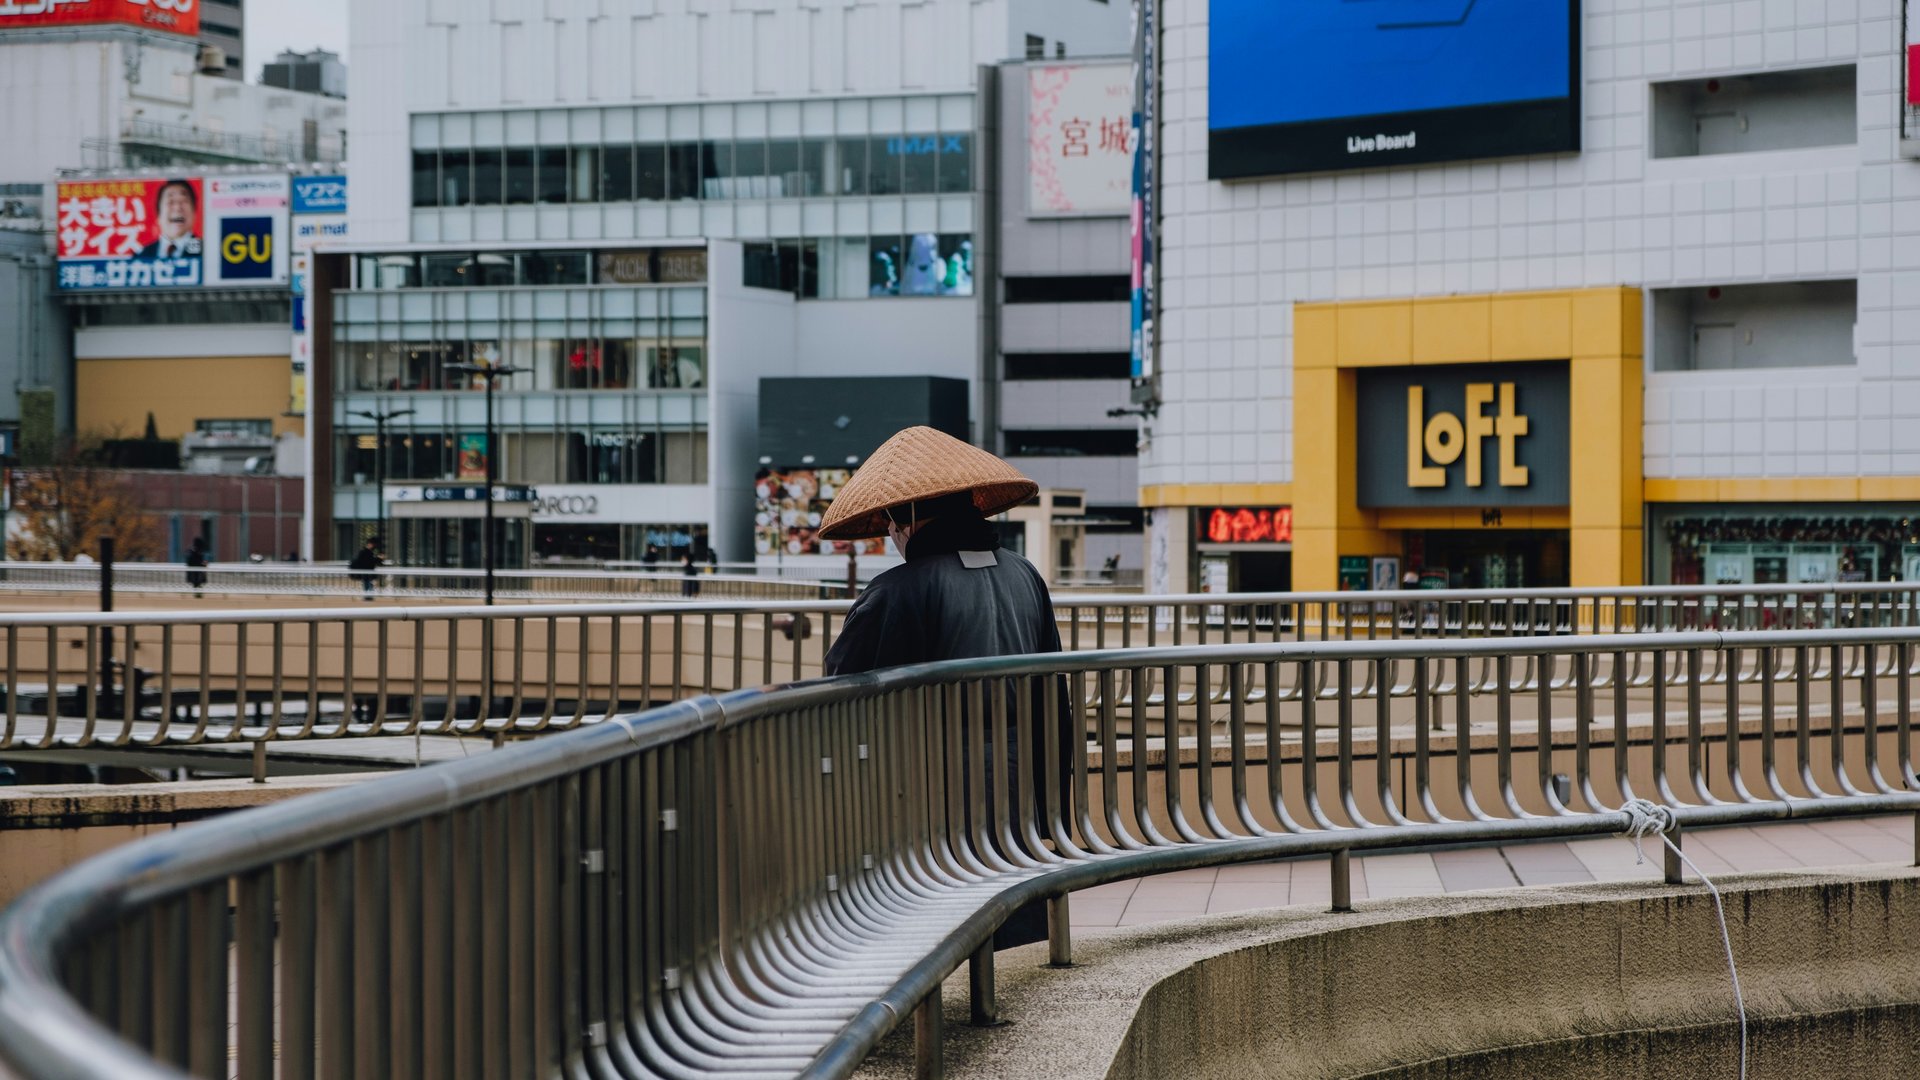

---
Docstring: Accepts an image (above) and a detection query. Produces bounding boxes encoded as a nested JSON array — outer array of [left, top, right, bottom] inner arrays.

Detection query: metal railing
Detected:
[[1, 627, 1917, 1078], [0, 560, 850, 602], [3, 584, 1920, 764]]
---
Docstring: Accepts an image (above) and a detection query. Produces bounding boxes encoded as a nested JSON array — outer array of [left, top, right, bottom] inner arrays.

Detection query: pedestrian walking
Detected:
[[817, 426, 1063, 949], [349, 537, 383, 599], [680, 550, 699, 597], [185, 537, 209, 597]]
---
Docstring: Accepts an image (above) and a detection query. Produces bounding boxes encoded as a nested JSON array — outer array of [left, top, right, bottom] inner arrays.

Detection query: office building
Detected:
[[321, 0, 1135, 566]]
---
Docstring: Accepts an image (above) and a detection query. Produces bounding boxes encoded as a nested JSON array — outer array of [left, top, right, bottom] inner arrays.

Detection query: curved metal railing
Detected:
[[1, 627, 1917, 1078], [2, 584, 1919, 765]]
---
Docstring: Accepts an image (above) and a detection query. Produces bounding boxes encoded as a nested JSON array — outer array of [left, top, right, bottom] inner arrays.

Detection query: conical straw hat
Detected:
[[817, 426, 1039, 540]]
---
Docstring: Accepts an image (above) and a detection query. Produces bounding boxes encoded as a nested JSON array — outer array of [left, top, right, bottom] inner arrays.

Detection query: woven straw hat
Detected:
[[817, 427, 1038, 540]]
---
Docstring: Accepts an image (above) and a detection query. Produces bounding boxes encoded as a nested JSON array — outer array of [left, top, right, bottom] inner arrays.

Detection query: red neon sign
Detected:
[[1204, 507, 1293, 544]]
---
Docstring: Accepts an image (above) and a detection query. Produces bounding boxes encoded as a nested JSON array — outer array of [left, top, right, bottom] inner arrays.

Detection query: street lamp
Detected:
[[347, 406, 415, 555], [442, 362, 525, 605]]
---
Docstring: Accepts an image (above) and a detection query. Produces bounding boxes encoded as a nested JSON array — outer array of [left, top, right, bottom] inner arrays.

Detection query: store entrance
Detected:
[[1405, 530, 1568, 590]]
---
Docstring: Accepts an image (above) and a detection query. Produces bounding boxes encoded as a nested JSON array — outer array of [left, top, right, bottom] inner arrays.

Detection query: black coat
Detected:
[[824, 513, 1060, 676]]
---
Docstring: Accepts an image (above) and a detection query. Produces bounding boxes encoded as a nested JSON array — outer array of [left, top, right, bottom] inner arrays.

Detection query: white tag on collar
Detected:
[[958, 550, 998, 569]]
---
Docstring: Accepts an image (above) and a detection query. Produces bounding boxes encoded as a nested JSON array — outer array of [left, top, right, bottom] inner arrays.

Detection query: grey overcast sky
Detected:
[[243, 0, 350, 82]]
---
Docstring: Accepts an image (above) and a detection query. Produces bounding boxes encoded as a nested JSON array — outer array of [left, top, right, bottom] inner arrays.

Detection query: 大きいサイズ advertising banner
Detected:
[[56, 177, 205, 289], [57, 173, 289, 290]]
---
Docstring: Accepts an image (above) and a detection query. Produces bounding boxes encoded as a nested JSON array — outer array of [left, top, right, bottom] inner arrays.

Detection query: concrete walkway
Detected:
[[1071, 815, 1916, 928]]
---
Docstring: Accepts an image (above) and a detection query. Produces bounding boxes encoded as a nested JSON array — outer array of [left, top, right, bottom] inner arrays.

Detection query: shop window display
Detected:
[[754, 467, 885, 558], [867, 233, 973, 297], [1665, 516, 1919, 586]]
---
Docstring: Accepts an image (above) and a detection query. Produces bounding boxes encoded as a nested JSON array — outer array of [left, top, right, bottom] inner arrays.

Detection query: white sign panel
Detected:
[[384, 483, 709, 526], [205, 174, 290, 285], [1027, 62, 1134, 217], [292, 215, 347, 253]]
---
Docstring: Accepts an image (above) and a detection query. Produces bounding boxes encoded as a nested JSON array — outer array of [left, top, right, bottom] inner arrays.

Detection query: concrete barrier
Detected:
[[852, 868, 1920, 1078]]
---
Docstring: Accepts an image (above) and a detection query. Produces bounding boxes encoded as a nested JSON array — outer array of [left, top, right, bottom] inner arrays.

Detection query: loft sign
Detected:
[[1406, 382, 1529, 489], [1356, 362, 1570, 509]]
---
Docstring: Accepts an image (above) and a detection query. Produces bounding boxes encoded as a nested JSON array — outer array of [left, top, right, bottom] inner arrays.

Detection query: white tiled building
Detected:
[[1143, 0, 1920, 592], [329, 0, 1135, 567]]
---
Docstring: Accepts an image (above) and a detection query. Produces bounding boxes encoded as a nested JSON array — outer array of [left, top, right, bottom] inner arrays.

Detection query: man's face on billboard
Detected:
[[156, 184, 196, 240]]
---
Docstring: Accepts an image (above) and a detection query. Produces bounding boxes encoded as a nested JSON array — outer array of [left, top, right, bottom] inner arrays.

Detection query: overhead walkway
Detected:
[[0, 624, 1917, 1078]]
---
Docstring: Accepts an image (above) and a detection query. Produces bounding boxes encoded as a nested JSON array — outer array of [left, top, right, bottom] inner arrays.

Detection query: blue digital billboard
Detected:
[[1209, 0, 1580, 179]]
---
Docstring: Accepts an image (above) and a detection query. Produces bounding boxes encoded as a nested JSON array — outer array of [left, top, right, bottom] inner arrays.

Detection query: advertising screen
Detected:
[[0, 0, 199, 37], [58, 173, 289, 290], [1209, 0, 1579, 179], [754, 468, 885, 558], [1028, 62, 1135, 216]]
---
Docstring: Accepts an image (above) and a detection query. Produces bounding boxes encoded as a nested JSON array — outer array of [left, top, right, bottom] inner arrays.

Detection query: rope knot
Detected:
[[1618, 798, 1674, 865]]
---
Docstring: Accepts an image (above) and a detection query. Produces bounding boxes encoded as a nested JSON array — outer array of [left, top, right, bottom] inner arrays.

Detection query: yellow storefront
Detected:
[[1143, 286, 1644, 592]]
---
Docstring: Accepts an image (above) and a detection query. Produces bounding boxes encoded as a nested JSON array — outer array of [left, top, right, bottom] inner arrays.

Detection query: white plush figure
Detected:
[[901, 233, 943, 296]]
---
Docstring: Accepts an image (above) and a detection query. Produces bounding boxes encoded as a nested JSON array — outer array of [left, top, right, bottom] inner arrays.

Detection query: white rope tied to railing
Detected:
[[1618, 798, 1748, 1080]]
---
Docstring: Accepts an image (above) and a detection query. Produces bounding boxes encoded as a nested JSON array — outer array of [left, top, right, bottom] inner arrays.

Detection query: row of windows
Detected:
[[337, 338, 705, 394], [743, 233, 974, 299], [1003, 429, 1140, 457], [410, 134, 971, 209], [1003, 353, 1133, 380], [353, 250, 706, 290], [336, 426, 709, 487]]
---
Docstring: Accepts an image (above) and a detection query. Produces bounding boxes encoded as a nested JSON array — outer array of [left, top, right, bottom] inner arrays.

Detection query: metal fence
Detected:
[[5, 584, 1920, 767], [0, 560, 850, 602], [0, 627, 1917, 1078]]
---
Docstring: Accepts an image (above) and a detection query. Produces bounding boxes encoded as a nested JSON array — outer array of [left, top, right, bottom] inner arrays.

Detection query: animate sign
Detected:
[[1355, 362, 1569, 508], [0, 0, 199, 37]]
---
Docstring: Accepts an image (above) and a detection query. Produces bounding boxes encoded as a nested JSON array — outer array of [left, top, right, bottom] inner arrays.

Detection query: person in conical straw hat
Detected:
[[821, 426, 1061, 676], [820, 426, 1064, 951]]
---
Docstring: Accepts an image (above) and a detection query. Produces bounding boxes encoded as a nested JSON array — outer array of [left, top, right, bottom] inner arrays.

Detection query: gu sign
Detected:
[[1355, 362, 1569, 508]]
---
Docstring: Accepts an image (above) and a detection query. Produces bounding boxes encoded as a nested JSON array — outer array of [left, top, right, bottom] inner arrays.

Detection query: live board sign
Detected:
[[1355, 362, 1569, 509]]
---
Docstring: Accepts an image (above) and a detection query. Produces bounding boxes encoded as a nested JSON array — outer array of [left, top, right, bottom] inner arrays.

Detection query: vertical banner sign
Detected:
[[1129, 0, 1158, 380], [289, 175, 343, 418]]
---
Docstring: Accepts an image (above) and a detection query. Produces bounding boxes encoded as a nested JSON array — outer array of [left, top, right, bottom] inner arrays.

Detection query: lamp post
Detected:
[[347, 407, 415, 557], [442, 362, 524, 605]]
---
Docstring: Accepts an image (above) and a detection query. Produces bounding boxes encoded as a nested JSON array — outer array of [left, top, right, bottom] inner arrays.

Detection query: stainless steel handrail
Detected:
[[0, 583, 1916, 760], [1, 627, 1917, 1078]]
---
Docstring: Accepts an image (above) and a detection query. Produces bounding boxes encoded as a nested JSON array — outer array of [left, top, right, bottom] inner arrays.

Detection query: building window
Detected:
[[504, 148, 536, 204], [431, 149, 464, 206], [197, 419, 272, 437], [1003, 276, 1130, 303], [1650, 65, 1856, 159], [867, 234, 973, 297], [537, 147, 568, 203], [1004, 429, 1139, 457], [1650, 280, 1857, 371], [410, 98, 974, 209], [411, 150, 437, 208], [1004, 353, 1132, 380]]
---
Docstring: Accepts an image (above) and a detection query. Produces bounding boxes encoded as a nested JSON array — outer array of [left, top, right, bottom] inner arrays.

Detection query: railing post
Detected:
[[1331, 849, 1353, 912], [968, 943, 1000, 1026], [251, 740, 267, 784], [1046, 894, 1071, 967], [1912, 812, 1918, 868], [914, 984, 943, 1080], [1663, 819, 1684, 886]]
